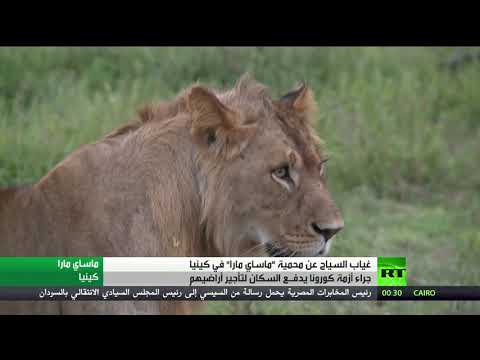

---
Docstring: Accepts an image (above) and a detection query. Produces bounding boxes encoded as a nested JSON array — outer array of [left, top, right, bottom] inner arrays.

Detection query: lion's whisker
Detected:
[[239, 242, 266, 257]]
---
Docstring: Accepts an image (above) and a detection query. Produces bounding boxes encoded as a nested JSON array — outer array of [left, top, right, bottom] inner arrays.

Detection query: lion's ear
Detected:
[[187, 85, 256, 158], [279, 82, 317, 114]]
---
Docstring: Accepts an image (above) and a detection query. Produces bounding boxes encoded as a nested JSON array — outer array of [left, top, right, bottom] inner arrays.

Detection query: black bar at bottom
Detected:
[[0, 286, 479, 301]]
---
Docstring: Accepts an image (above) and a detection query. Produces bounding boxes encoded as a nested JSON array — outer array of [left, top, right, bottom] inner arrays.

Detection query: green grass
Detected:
[[0, 47, 479, 314]]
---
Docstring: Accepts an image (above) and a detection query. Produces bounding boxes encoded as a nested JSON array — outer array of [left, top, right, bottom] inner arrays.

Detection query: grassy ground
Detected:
[[0, 47, 479, 314]]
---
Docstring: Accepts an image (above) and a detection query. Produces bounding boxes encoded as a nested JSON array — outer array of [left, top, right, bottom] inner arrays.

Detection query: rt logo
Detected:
[[377, 257, 407, 286], [380, 268, 406, 278]]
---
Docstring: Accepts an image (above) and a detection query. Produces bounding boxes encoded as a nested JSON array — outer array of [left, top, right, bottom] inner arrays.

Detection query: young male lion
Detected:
[[0, 74, 343, 314]]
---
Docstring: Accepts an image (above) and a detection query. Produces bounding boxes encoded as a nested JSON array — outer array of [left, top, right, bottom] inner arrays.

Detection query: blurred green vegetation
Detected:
[[0, 47, 479, 314]]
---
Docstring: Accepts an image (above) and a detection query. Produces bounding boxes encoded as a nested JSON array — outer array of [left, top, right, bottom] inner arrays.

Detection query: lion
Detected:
[[0, 74, 344, 314]]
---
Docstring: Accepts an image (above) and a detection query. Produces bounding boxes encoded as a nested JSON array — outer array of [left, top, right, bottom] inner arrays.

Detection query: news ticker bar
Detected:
[[0, 286, 479, 301], [0, 256, 406, 287]]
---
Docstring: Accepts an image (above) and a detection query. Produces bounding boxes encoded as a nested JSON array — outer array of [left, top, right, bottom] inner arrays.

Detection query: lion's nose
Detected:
[[310, 222, 343, 242]]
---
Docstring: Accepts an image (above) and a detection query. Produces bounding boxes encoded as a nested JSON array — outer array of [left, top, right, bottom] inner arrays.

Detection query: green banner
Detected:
[[0, 257, 103, 286]]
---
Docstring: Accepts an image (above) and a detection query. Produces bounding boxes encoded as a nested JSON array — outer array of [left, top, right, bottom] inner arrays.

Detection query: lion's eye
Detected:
[[272, 165, 290, 180]]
